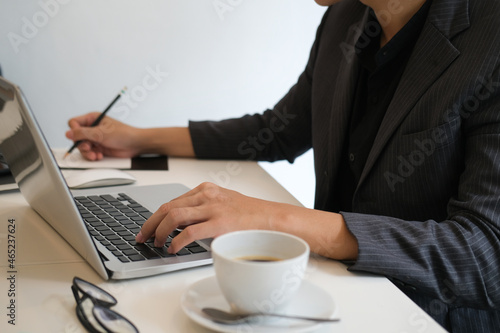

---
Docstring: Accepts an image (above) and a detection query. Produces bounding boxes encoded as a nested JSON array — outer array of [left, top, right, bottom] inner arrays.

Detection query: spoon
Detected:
[[202, 307, 340, 325]]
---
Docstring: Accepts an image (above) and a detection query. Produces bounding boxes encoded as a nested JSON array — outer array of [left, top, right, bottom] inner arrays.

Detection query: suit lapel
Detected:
[[357, 0, 470, 189]]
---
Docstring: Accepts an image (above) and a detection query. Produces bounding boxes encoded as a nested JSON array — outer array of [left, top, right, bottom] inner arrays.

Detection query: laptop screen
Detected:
[[0, 77, 107, 277]]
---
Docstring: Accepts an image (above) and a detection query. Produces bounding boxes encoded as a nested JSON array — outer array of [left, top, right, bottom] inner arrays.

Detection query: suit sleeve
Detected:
[[188, 9, 331, 163], [344, 66, 500, 309]]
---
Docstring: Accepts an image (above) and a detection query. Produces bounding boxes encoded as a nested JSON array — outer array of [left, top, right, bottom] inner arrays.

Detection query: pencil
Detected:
[[64, 87, 127, 159]]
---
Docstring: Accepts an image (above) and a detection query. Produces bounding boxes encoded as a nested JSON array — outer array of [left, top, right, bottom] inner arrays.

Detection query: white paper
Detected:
[[52, 148, 131, 169]]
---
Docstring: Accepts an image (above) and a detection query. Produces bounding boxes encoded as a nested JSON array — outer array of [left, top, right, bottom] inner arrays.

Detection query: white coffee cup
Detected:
[[211, 230, 310, 315]]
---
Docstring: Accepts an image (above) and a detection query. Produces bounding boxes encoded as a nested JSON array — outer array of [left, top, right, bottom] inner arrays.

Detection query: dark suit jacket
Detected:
[[189, 0, 500, 330]]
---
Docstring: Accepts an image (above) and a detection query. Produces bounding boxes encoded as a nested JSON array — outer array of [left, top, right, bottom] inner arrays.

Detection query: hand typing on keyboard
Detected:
[[77, 193, 208, 263], [134, 182, 357, 261]]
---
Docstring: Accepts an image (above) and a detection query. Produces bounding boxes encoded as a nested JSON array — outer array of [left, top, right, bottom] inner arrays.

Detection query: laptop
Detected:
[[0, 77, 212, 280], [0, 152, 18, 192]]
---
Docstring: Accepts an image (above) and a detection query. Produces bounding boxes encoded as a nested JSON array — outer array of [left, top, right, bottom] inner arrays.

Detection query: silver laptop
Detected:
[[0, 77, 212, 280]]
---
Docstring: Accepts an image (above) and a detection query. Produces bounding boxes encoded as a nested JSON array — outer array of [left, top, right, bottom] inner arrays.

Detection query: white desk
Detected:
[[0, 158, 446, 332]]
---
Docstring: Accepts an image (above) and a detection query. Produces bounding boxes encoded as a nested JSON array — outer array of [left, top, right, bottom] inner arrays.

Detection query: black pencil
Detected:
[[64, 87, 127, 159]]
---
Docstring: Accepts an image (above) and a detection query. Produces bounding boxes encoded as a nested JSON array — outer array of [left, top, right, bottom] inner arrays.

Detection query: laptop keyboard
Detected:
[[74, 193, 208, 263]]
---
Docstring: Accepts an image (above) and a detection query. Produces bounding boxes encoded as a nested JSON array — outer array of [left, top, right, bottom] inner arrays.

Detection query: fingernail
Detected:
[[135, 231, 145, 243]]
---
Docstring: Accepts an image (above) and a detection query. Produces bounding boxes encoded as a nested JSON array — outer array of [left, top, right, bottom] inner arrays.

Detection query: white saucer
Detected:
[[181, 276, 337, 333]]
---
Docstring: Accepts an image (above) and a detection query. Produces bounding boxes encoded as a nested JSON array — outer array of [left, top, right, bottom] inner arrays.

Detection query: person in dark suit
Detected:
[[66, 0, 500, 330]]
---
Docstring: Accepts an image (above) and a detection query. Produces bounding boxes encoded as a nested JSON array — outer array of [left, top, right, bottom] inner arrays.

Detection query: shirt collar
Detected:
[[355, 0, 432, 70]]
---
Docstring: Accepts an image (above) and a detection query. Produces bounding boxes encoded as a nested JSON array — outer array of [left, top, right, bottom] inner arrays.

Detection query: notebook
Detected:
[[0, 77, 212, 280]]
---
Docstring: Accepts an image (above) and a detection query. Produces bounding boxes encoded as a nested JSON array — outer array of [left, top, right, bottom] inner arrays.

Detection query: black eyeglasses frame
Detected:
[[71, 276, 139, 333]]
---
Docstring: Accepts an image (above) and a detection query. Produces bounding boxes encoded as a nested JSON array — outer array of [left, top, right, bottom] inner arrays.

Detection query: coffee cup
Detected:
[[211, 230, 310, 315]]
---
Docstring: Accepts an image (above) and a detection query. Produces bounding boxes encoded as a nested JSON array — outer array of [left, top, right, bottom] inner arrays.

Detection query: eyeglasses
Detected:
[[71, 276, 139, 333]]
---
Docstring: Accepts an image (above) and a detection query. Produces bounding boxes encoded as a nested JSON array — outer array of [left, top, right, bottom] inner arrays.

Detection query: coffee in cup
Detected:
[[211, 230, 310, 315]]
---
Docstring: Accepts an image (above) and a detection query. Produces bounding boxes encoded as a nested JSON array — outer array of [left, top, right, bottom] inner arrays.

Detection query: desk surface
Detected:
[[0, 158, 446, 332]]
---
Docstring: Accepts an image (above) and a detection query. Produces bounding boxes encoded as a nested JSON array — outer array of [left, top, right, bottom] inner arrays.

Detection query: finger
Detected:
[[80, 150, 98, 161], [77, 141, 93, 152], [92, 143, 105, 156], [168, 220, 229, 254], [65, 130, 74, 140], [71, 126, 105, 144], [153, 206, 206, 247], [135, 208, 165, 243], [80, 149, 103, 161], [75, 141, 100, 161], [135, 193, 204, 243], [68, 112, 101, 129]]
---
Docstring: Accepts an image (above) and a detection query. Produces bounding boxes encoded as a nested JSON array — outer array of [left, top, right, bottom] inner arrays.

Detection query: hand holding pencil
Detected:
[[64, 87, 127, 159], [65, 88, 144, 161]]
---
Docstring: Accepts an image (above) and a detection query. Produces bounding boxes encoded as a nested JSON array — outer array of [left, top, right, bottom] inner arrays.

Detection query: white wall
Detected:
[[0, 0, 325, 208]]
